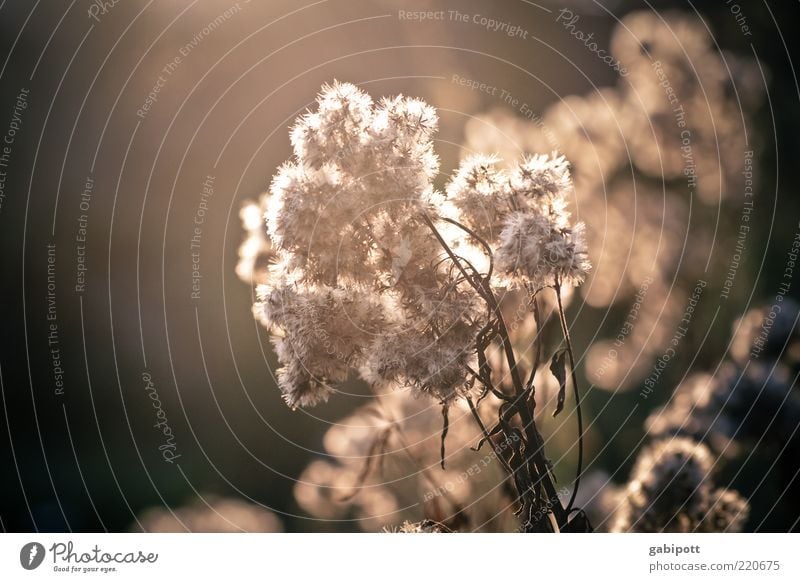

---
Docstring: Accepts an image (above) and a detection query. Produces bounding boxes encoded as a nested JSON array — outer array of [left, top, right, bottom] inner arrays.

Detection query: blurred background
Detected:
[[0, 0, 798, 532]]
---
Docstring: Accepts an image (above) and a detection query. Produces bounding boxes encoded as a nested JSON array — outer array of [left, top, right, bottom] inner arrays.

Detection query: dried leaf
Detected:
[[550, 349, 568, 417], [471, 422, 502, 452]]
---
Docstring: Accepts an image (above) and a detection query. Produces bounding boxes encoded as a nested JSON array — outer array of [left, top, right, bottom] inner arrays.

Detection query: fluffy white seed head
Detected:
[[291, 81, 374, 169], [255, 283, 385, 408], [495, 212, 590, 288], [254, 82, 588, 408], [446, 154, 509, 244], [360, 322, 478, 404], [508, 153, 572, 208]]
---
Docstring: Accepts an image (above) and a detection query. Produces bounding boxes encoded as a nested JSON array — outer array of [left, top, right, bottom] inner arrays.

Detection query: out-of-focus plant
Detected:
[[571, 302, 800, 532], [134, 496, 283, 533], [462, 10, 766, 392], [609, 437, 749, 533], [245, 81, 591, 532]]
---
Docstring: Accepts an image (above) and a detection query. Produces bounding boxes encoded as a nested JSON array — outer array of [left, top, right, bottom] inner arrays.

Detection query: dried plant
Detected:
[[248, 81, 591, 532], [238, 21, 776, 526]]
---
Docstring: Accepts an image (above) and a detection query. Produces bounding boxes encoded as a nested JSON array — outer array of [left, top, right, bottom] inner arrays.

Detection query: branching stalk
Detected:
[[422, 212, 570, 531]]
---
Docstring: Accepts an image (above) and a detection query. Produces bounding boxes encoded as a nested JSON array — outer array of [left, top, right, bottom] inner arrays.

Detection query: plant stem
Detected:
[[525, 295, 543, 393], [422, 212, 568, 531], [470, 252, 567, 529], [554, 281, 584, 514], [465, 397, 514, 477]]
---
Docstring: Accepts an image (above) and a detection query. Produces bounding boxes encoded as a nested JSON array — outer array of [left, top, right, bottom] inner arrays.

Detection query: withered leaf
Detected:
[[550, 349, 568, 417]]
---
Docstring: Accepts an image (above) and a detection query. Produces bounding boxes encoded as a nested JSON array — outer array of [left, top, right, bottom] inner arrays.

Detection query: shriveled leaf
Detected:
[[550, 349, 568, 417], [471, 422, 502, 452]]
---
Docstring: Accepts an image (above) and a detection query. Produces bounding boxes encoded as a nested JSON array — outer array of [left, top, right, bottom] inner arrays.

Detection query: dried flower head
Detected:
[[255, 82, 587, 408], [445, 152, 589, 290], [446, 154, 509, 243], [361, 322, 478, 403], [254, 282, 385, 408], [610, 437, 748, 532], [508, 153, 572, 210], [458, 9, 765, 396], [493, 210, 589, 289]]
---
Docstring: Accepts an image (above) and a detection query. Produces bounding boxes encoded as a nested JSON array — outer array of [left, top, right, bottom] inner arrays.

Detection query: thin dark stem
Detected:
[[421, 213, 488, 302], [554, 280, 584, 515], [465, 397, 514, 476], [480, 281, 567, 529], [524, 295, 544, 393], [466, 363, 512, 402], [438, 216, 494, 279], [440, 405, 449, 470], [422, 212, 568, 531]]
